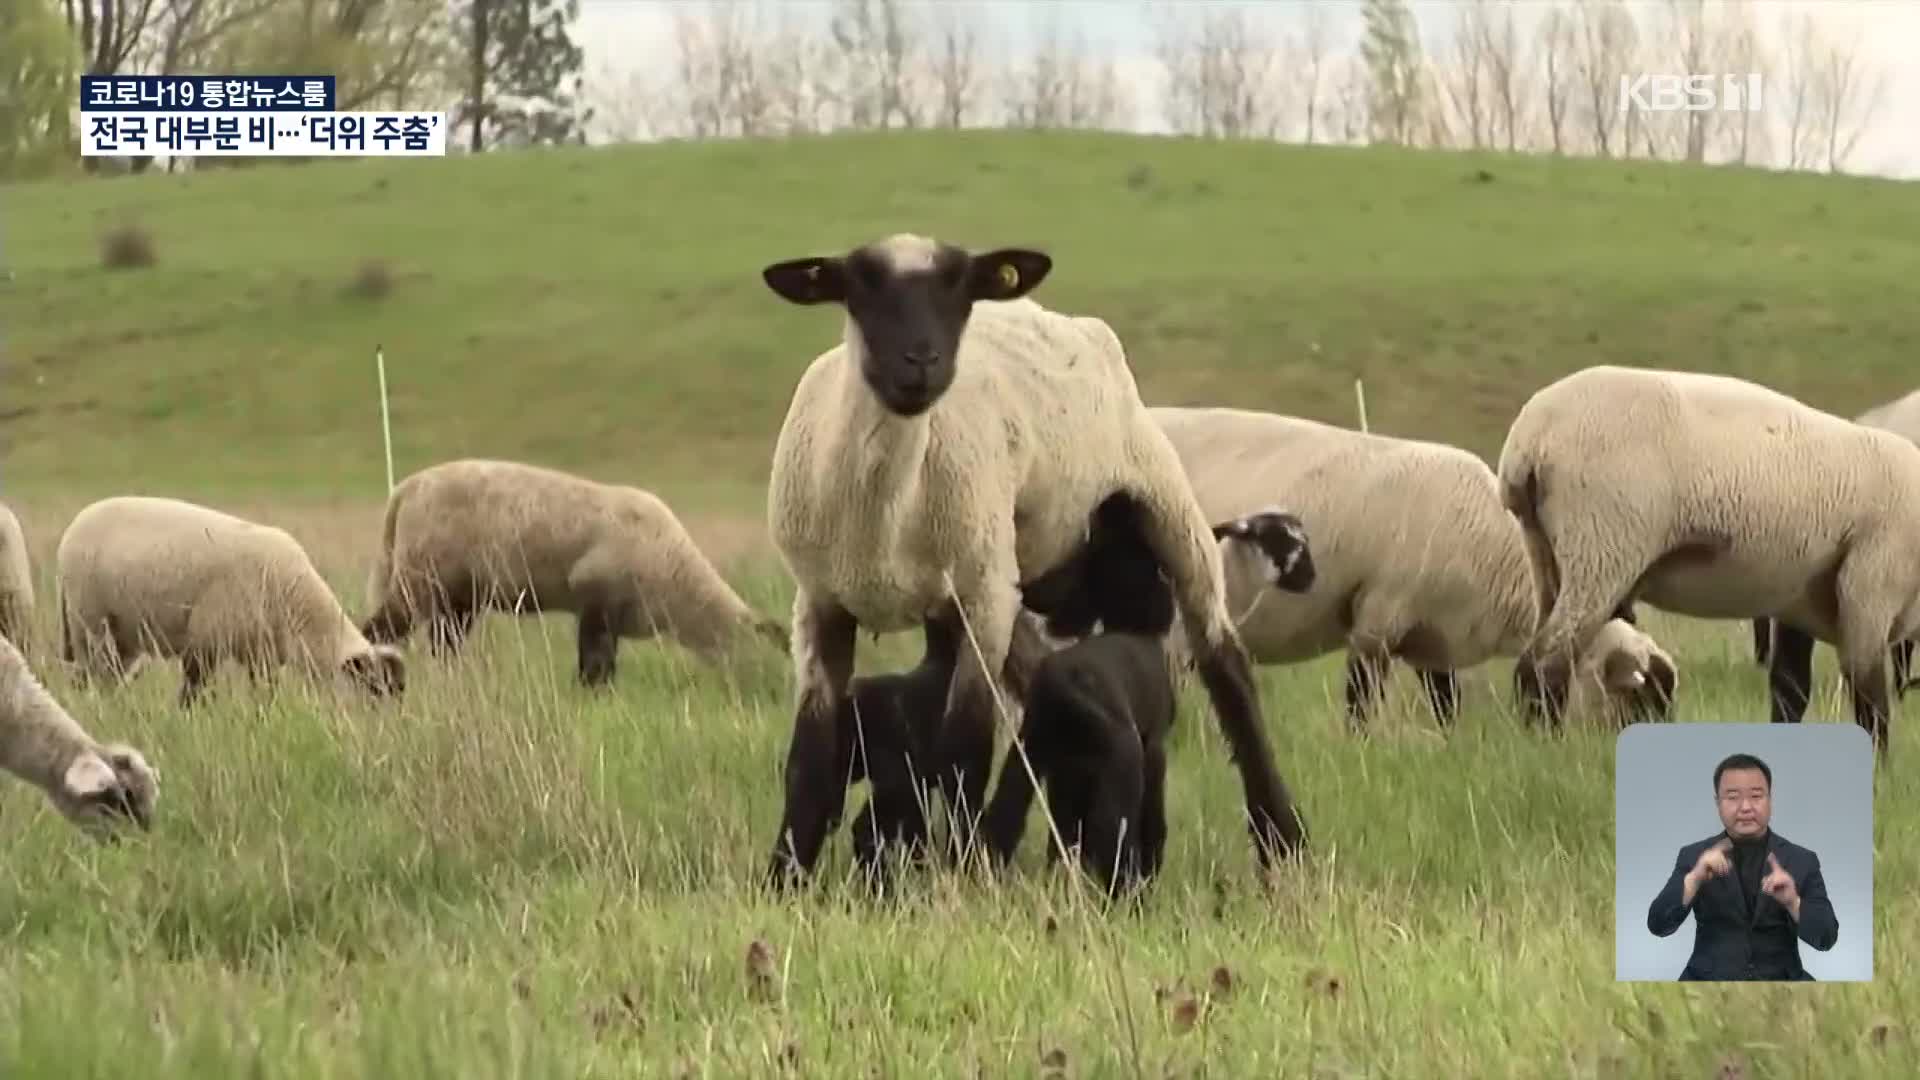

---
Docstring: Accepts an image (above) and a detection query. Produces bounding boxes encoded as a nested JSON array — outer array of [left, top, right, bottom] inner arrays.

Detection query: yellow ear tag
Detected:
[[998, 263, 1020, 291]]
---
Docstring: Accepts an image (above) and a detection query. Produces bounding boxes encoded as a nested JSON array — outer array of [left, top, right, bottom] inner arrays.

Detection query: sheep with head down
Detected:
[[0, 502, 31, 650], [1, 630, 157, 838], [1499, 364, 1920, 759], [56, 495, 405, 708], [754, 232, 1307, 888], [1151, 405, 1678, 731], [1750, 387, 1920, 699], [360, 458, 788, 684]]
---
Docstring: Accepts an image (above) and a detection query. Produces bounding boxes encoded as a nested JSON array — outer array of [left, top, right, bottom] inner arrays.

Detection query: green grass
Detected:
[[3, 130, 1920, 1076]]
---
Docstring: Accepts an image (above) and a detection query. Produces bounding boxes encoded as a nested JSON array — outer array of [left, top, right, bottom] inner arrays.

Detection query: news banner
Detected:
[[80, 75, 447, 158]]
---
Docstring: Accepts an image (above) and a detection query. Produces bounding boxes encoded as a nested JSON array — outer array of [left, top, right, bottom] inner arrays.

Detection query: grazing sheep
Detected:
[[756, 233, 1306, 888], [1, 631, 157, 837], [1150, 406, 1672, 729], [1751, 389, 1920, 697], [1499, 365, 1920, 757], [1577, 616, 1680, 727], [360, 459, 787, 685], [0, 502, 31, 648], [56, 495, 405, 708]]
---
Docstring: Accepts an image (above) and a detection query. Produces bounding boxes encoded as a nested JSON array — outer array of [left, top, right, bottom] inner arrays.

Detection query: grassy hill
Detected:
[[4, 134, 1920, 1078], [5, 129, 1917, 513]]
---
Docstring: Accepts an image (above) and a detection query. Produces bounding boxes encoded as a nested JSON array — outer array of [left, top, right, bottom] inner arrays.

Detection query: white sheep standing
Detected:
[[1151, 405, 1677, 729], [360, 458, 788, 684], [755, 232, 1306, 887], [56, 495, 406, 707], [1498, 364, 1920, 758], [1750, 387, 1920, 695], [1, 630, 158, 837], [0, 501, 31, 648]]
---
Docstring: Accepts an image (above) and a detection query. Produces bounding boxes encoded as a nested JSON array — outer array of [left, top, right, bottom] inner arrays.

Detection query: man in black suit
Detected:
[[1646, 752, 1840, 980]]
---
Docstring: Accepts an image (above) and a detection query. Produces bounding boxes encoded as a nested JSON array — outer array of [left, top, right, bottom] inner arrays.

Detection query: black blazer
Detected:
[[1646, 829, 1840, 981]]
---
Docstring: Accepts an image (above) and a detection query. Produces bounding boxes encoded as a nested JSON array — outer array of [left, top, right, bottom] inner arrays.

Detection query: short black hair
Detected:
[[1713, 753, 1772, 793]]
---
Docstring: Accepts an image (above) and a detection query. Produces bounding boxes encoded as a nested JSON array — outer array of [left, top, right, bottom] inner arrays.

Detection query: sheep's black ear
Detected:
[[762, 257, 848, 305], [966, 248, 1051, 301]]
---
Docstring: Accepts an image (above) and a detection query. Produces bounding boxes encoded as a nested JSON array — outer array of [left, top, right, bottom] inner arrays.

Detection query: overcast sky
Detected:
[[572, 0, 1918, 179]]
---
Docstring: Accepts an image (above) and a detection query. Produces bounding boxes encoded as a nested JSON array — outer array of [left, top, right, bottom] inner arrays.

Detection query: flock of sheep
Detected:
[[2, 231, 1916, 898]]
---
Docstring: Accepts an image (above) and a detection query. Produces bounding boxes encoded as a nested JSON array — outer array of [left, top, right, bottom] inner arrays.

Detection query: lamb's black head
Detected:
[[1212, 509, 1315, 594], [760, 234, 1053, 417]]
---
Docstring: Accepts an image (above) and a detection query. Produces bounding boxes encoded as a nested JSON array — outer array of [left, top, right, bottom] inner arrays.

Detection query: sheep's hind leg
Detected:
[[1752, 617, 1775, 667], [575, 602, 622, 687], [427, 603, 476, 659], [1343, 648, 1390, 733], [764, 592, 858, 890], [1767, 623, 1815, 724], [979, 712, 1043, 868], [178, 651, 214, 709], [1418, 668, 1461, 727], [1131, 480, 1308, 869]]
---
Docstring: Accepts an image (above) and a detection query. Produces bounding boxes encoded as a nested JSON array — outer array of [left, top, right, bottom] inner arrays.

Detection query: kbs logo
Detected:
[[1618, 73, 1763, 113]]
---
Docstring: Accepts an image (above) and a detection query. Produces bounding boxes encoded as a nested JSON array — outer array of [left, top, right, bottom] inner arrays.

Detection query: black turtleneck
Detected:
[[1729, 830, 1770, 911]]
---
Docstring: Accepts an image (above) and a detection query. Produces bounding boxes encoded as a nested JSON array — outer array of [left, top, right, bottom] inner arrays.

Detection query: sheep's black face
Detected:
[[761, 237, 1054, 417], [1212, 510, 1315, 594]]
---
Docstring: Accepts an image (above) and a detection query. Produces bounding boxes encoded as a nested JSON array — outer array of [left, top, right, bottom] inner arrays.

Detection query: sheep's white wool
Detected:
[[1857, 388, 1920, 443], [1498, 364, 1920, 729], [873, 232, 940, 273], [0, 503, 31, 648], [1151, 405, 1682, 720], [56, 495, 401, 695], [1152, 405, 1539, 670], [771, 293, 1237, 658], [363, 458, 781, 661]]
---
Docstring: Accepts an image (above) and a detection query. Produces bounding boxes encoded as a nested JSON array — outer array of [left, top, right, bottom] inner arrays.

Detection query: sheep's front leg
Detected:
[[933, 575, 1019, 869], [1894, 638, 1914, 697], [764, 590, 859, 890]]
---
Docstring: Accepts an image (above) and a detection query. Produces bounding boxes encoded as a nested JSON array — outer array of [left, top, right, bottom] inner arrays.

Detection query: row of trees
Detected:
[[0, 0, 1894, 181], [591, 0, 1892, 177], [0, 0, 593, 177]]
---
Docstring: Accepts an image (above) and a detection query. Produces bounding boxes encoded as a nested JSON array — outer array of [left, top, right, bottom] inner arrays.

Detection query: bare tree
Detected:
[[1326, 52, 1371, 144], [665, 0, 777, 138], [1474, 0, 1528, 151], [1539, 3, 1575, 154], [1359, 0, 1423, 146], [1775, 11, 1822, 170], [1810, 20, 1887, 174], [1439, 0, 1493, 148], [1717, 0, 1765, 166], [1153, 2, 1283, 138], [827, 0, 922, 130], [1290, 1, 1336, 144], [998, 13, 1128, 131], [928, 3, 982, 129], [1571, 0, 1637, 157]]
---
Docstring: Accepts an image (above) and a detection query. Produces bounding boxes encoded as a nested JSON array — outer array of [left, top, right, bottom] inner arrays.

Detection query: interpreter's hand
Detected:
[[1761, 852, 1800, 912], [1689, 837, 1734, 885]]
